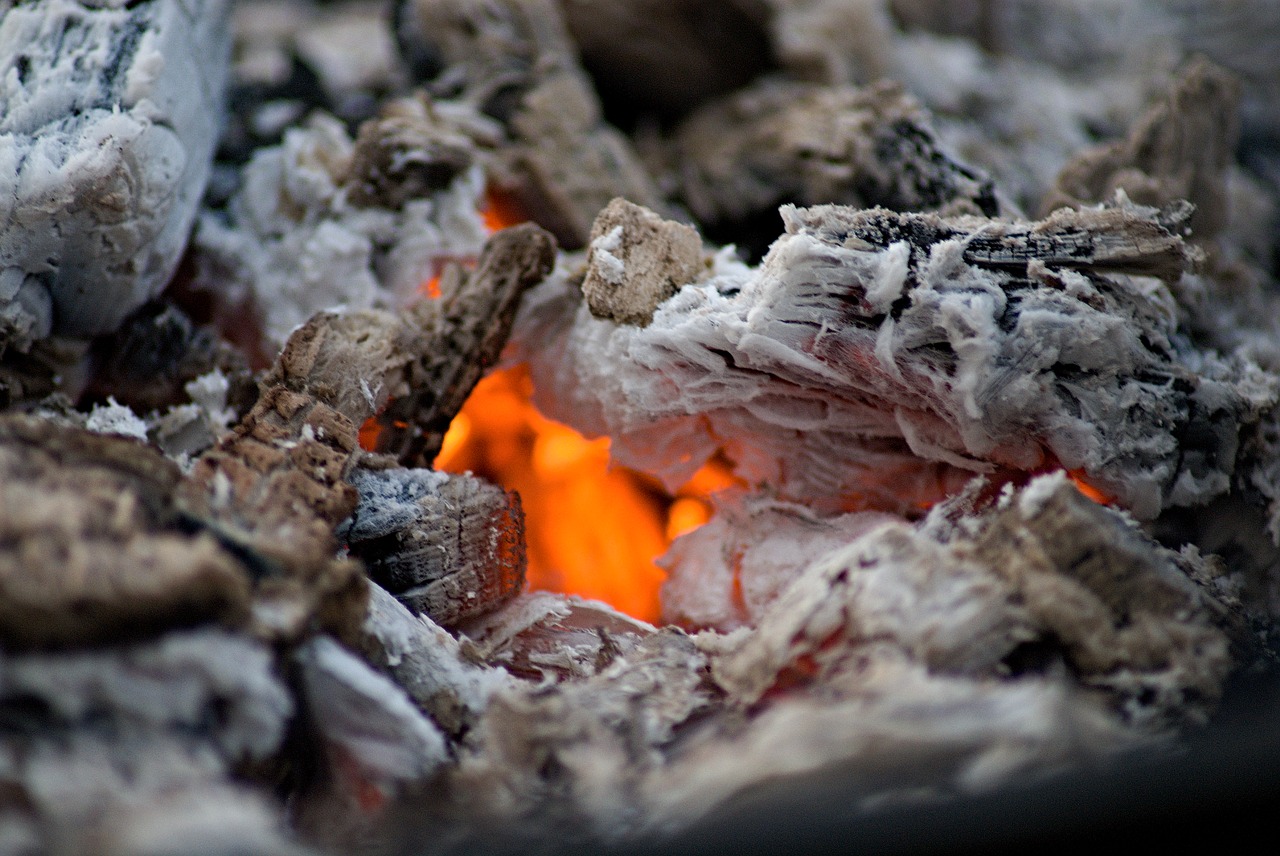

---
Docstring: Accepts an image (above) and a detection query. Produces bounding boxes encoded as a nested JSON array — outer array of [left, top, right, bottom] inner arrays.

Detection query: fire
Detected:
[[432, 365, 736, 624], [360, 184, 1117, 626]]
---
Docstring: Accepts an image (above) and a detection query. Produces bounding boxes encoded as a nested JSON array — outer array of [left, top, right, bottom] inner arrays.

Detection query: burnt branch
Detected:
[[179, 224, 555, 641]]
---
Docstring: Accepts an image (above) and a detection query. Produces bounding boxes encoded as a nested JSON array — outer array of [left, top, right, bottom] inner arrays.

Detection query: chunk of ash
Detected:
[[0, 0, 232, 343], [341, 466, 527, 627], [512, 199, 1277, 521]]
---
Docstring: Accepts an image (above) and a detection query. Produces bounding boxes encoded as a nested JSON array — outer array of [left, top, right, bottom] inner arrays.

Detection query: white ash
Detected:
[[84, 397, 149, 442], [0, 0, 232, 340], [296, 636, 449, 787], [193, 111, 493, 350], [0, 628, 304, 852], [512, 200, 1275, 520], [591, 226, 626, 285], [184, 368, 236, 433], [0, 628, 292, 761], [361, 582, 515, 735], [661, 492, 897, 630]]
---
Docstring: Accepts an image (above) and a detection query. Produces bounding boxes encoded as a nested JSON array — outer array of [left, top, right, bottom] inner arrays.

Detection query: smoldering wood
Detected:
[[0, 0, 232, 342], [341, 467, 527, 627], [364, 224, 558, 465], [663, 80, 1000, 241], [512, 200, 1274, 522], [396, 0, 667, 250], [180, 224, 554, 641], [428, 476, 1240, 840]]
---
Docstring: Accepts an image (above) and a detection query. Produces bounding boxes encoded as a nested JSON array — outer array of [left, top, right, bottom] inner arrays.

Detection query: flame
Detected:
[[431, 365, 735, 624]]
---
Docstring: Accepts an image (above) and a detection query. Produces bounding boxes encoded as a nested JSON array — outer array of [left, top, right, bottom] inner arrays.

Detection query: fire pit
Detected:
[[2, 1, 1279, 854]]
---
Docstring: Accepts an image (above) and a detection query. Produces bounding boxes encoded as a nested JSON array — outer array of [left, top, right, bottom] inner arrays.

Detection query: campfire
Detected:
[[3, 0, 1280, 853]]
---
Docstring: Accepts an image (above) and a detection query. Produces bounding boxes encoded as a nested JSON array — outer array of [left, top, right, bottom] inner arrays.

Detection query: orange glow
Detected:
[[1067, 469, 1113, 505], [420, 274, 442, 299], [432, 365, 737, 624], [482, 186, 527, 233]]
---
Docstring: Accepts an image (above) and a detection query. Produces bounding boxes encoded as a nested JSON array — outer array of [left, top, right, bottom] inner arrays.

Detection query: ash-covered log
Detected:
[[0, 0, 232, 342], [514, 199, 1275, 521]]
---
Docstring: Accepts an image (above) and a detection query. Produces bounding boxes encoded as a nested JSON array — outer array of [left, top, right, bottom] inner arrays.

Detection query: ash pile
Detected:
[[3, 1, 1280, 854]]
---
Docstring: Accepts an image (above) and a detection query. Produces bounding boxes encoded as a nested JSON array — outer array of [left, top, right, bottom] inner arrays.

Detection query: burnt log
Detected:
[[341, 467, 527, 627]]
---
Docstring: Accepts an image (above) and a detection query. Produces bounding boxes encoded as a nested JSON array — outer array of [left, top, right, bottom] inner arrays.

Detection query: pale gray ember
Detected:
[[0, 0, 232, 340], [515, 200, 1276, 520]]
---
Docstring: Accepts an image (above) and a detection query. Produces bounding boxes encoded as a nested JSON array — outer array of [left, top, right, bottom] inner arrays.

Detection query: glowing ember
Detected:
[[432, 365, 722, 624]]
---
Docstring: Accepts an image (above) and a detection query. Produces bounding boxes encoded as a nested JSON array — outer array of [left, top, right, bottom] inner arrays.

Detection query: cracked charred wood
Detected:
[[395, 0, 666, 249], [340, 467, 527, 627], [178, 224, 555, 641], [0, 0, 232, 344], [360, 223, 558, 465], [511, 200, 1277, 522]]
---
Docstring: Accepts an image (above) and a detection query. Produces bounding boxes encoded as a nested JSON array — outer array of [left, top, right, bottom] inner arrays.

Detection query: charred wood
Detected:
[[341, 467, 527, 627], [662, 79, 1001, 257], [395, 0, 667, 249], [180, 224, 555, 642]]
